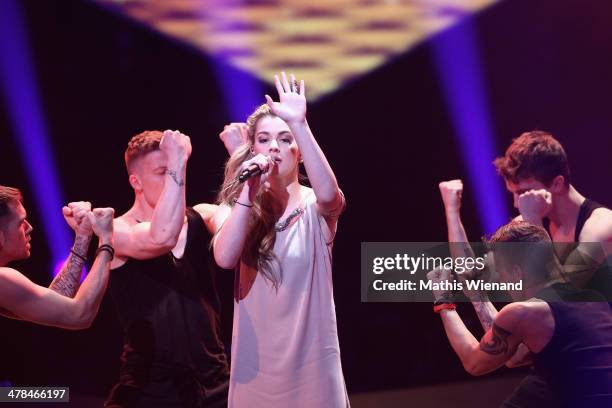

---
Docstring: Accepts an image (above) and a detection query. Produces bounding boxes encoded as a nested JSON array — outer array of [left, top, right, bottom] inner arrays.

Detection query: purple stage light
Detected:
[[211, 56, 263, 122], [431, 17, 509, 235], [0, 0, 72, 275]]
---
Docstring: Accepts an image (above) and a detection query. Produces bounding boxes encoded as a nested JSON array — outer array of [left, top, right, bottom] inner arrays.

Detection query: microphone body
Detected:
[[238, 164, 262, 182]]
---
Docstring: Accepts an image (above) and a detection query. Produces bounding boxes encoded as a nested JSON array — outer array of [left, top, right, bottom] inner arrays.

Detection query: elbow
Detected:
[[73, 319, 93, 330], [318, 189, 341, 206], [150, 233, 179, 252], [317, 190, 344, 213], [67, 304, 96, 330], [70, 313, 94, 330], [149, 224, 183, 250], [463, 360, 489, 377], [213, 240, 238, 270]]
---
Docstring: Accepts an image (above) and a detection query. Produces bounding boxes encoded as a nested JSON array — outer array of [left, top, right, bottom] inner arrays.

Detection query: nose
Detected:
[[269, 138, 280, 153], [25, 220, 33, 234]]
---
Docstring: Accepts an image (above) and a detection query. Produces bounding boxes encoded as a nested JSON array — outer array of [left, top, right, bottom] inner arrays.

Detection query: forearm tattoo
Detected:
[[479, 323, 512, 355], [165, 169, 185, 187], [49, 234, 91, 297], [473, 301, 495, 332]]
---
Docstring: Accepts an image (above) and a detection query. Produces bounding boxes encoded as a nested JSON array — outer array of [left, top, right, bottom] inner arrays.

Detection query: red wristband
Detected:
[[433, 303, 457, 313]]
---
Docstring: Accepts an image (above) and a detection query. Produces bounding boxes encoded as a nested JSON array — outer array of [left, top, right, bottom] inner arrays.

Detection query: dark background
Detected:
[[1, 0, 611, 401]]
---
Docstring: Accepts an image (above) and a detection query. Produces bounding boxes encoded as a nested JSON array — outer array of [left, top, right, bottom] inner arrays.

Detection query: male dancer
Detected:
[[0, 185, 114, 329], [428, 221, 612, 407], [104, 129, 232, 407], [439, 130, 612, 407], [493, 130, 612, 293]]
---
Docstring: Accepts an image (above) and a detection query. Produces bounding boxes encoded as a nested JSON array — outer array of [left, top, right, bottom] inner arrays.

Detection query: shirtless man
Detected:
[[0, 185, 114, 329]]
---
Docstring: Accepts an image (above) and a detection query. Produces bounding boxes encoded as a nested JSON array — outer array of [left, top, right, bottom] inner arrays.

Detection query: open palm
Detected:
[[265, 72, 307, 124]]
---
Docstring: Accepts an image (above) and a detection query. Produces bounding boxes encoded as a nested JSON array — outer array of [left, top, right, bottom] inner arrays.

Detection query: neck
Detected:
[[126, 193, 156, 222], [0, 254, 9, 267], [547, 185, 585, 227]]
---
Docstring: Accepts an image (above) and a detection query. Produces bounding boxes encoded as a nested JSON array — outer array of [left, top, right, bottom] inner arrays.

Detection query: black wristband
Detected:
[[96, 244, 115, 259]]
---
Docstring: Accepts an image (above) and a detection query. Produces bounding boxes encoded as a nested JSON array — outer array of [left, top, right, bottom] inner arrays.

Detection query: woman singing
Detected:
[[213, 72, 349, 407]]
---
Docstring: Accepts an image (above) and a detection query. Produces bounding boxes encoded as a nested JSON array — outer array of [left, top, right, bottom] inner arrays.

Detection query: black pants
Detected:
[[105, 378, 228, 408]]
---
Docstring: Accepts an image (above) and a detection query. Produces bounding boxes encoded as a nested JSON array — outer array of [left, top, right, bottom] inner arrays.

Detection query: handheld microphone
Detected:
[[238, 164, 262, 183]]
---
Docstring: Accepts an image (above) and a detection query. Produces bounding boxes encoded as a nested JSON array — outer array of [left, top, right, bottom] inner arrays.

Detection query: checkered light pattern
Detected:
[[93, 0, 499, 99]]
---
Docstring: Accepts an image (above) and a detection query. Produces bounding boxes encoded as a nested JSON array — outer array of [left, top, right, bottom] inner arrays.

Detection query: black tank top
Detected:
[[542, 198, 603, 241], [533, 283, 612, 407], [109, 208, 229, 401], [543, 199, 612, 299]]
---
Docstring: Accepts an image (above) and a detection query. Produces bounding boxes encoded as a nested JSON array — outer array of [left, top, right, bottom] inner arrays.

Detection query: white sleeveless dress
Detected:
[[228, 187, 349, 407]]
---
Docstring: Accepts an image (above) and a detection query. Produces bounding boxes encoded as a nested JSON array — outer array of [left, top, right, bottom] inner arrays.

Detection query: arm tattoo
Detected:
[[49, 234, 91, 297], [473, 301, 495, 332], [165, 169, 185, 187], [479, 323, 512, 355]]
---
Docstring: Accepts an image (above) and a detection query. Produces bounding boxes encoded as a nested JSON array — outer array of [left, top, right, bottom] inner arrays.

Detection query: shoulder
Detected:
[[0, 267, 34, 297], [193, 203, 219, 223], [0, 267, 21, 280], [497, 301, 548, 332], [193, 203, 221, 234], [114, 214, 137, 230], [581, 207, 612, 243]]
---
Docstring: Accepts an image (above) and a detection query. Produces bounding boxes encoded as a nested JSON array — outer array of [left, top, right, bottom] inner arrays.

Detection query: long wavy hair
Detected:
[[217, 104, 289, 289]]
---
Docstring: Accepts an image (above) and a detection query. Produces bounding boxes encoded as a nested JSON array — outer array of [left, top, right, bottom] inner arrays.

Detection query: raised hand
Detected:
[[159, 129, 192, 163], [62, 201, 93, 236], [87, 208, 115, 244], [439, 179, 463, 214], [517, 189, 552, 224], [219, 123, 248, 156], [265, 72, 306, 124]]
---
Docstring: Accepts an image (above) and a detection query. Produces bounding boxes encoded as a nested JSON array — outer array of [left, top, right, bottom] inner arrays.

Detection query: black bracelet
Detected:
[[96, 244, 115, 258], [233, 198, 253, 208], [70, 248, 87, 262]]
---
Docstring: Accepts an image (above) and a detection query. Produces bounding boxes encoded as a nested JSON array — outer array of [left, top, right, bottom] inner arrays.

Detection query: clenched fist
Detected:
[[62, 201, 93, 236], [219, 123, 248, 156], [439, 179, 463, 214], [517, 189, 552, 224], [87, 208, 115, 244], [160, 130, 192, 163]]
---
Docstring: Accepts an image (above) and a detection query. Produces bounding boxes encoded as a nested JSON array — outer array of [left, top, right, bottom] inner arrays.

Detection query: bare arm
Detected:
[[439, 180, 498, 330], [267, 73, 343, 217], [0, 208, 115, 329], [213, 186, 255, 270], [439, 304, 524, 376], [114, 130, 191, 260], [49, 202, 93, 297]]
